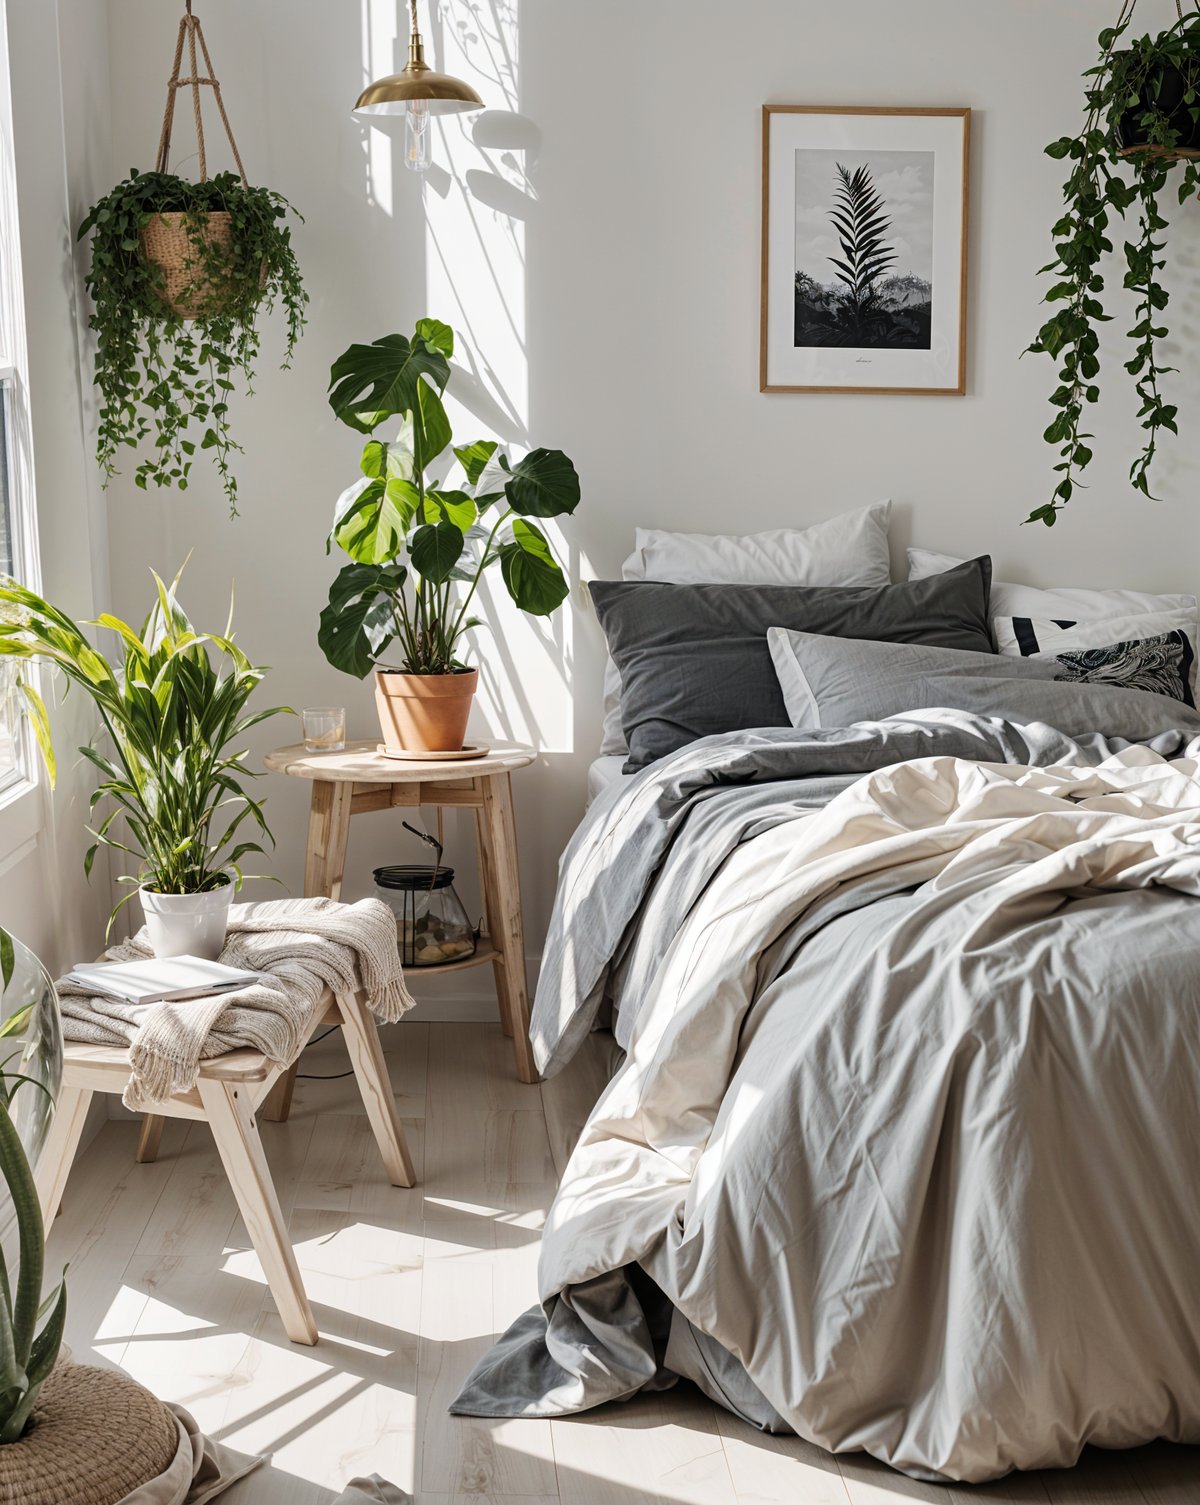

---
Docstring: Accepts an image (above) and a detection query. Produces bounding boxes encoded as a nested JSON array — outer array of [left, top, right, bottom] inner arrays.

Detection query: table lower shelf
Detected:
[[401, 937, 500, 976]]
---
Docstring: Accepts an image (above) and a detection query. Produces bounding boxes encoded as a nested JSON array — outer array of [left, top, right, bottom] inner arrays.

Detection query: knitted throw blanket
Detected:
[[56, 897, 415, 1110]]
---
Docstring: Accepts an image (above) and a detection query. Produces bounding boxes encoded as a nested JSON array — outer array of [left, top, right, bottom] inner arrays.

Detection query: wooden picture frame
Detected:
[[760, 105, 970, 395]]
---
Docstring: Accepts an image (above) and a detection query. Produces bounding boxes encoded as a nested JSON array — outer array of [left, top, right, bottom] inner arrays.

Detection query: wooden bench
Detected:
[[35, 987, 414, 1346]]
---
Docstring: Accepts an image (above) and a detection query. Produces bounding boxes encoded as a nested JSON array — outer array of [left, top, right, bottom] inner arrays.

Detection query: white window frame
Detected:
[[0, 0, 46, 863]]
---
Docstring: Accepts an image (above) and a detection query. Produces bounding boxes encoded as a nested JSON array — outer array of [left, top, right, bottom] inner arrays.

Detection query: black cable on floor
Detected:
[[295, 1024, 356, 1078]]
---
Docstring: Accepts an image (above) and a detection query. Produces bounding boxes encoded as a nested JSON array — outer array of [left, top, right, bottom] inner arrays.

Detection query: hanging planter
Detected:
[[77, 1, 307, 515], [1026, 0, 1200, 525]]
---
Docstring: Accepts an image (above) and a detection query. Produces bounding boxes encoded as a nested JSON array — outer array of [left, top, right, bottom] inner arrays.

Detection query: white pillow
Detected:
[[993, 608, 1200, 695], [598, 501, 893, 755], [907, 546, 1197, 621]]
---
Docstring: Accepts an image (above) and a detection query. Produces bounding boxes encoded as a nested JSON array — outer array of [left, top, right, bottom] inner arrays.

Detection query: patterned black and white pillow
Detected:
[[1049, 631, 1196, 708], [993, 609, 1200, 707]]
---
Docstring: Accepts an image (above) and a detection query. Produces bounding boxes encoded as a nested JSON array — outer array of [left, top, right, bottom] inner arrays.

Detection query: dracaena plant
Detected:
[[318, 319, 581, 679], [1026, 5, 1200, 525], [0, 569, 291, 928], [0, 929, 65, 1443]]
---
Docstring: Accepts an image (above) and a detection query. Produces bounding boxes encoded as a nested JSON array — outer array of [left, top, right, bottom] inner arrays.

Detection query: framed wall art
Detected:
[[760, 105, 970, 395]]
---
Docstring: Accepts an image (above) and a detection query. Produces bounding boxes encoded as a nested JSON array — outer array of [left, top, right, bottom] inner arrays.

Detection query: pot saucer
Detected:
[[378, 743, 488, 762]]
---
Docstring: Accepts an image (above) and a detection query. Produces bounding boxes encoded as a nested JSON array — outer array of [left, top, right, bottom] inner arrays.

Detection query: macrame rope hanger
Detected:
[[155, 0, 249, 186], [1108, 1, 1186, 33]]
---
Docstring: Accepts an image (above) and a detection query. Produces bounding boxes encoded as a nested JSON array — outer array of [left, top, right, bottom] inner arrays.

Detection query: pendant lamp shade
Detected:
[[354, 68, 483, 117], [354, 0, 484, 117]]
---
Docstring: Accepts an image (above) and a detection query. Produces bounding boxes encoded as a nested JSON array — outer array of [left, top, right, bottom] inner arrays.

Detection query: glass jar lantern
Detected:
[[373, 863, 477, 967]]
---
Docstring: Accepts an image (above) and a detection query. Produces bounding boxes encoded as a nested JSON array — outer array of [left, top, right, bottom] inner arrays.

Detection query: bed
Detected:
[[585, 754, 628, 805], [453, 519, 1200, 1483]]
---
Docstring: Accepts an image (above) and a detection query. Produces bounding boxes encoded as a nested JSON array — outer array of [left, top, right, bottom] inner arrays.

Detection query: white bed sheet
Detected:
[[586, 755, 630, 806]]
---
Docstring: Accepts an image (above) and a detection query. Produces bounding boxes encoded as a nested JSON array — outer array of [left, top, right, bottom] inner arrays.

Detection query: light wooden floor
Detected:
[[48, 1021, 1200, 1504]]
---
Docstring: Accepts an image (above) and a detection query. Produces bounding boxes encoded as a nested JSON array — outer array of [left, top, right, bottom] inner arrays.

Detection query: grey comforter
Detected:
[[454, 691, 1200, 1482]]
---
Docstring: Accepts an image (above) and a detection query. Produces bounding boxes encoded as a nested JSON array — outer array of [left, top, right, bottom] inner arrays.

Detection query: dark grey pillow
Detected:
[[589, 556, 994, 771]]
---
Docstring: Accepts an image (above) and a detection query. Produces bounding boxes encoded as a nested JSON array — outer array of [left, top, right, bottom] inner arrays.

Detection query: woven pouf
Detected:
[[0, 1361, 180, 1505]]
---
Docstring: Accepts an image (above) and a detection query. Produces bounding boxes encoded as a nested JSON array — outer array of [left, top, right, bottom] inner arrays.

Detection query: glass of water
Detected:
[[303, 706, 346, 752]]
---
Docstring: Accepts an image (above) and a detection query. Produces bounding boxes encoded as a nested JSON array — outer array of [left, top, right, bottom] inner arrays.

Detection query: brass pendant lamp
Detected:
[[353, 0, 484, 172]]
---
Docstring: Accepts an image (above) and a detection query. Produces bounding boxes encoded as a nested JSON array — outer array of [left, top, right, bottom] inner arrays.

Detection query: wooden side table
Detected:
[[262, 739, 538, 1102]]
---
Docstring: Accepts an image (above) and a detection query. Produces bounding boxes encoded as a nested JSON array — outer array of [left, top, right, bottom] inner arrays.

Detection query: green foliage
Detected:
[[0, 569, 292, 928], [1026, 7, 1200, 525], [319, 321, 580, 679], [77, 170, 308, 516], [0, 927, 64, 1444]]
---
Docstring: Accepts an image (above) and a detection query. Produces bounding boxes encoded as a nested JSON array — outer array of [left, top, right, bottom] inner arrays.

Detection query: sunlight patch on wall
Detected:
[[424, 0, 573, 753], [359, 0, 399, 218]]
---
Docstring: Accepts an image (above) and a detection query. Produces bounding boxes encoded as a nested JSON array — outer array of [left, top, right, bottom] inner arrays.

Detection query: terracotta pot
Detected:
[[375, 667, 478, 753]]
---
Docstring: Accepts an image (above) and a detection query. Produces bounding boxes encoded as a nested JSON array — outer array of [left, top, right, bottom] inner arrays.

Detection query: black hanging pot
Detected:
[[1115, 51, 1200, 150]]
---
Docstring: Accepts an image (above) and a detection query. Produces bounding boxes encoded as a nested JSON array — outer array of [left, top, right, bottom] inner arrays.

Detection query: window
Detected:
[[0, 374, 18, 786], [0, 0, 43, 807]]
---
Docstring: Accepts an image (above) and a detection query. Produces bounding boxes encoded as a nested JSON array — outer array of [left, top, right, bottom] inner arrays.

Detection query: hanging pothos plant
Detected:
[[1027, 2, 1200, 525], [76, 5, 306, 515]]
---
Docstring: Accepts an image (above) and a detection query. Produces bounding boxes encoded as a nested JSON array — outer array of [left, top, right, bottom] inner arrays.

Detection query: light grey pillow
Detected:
[[768, 629, 1200, 739]]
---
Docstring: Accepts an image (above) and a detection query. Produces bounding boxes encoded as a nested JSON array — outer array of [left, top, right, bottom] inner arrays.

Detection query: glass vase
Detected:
[[0, 932, 62, 1175]]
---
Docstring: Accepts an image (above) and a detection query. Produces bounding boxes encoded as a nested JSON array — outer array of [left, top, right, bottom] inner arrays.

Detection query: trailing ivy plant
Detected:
[[1026, 5, 1200, 525], [77, 169, 307, 516], [318, 319, 581, 679]]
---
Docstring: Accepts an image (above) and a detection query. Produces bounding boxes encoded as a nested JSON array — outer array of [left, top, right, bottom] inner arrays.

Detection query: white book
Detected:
[[64, 955, 263, 1006]]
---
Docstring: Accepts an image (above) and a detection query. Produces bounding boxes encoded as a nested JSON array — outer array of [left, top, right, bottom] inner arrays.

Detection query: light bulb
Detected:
[[405, 98, 431, 173]]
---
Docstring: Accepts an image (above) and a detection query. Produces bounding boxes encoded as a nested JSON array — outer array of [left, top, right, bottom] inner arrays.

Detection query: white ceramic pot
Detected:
[[139, 879, 233, 960]]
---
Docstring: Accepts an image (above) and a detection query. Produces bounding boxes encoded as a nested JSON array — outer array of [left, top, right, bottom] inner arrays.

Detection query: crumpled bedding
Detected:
[[454, 701, 1200, 1483]]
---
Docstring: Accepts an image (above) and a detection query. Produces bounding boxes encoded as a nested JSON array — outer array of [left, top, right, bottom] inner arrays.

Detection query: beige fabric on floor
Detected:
[[332, 1479, 412, 1504], [116, 1407, 413, 1503], [56, 898, 414, 1110], [119, 1405, 262, 1504]]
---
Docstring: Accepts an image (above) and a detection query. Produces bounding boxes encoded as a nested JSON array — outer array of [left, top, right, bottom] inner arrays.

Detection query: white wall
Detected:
[[90, 0, 1200, 1006], [0, 0, 112, 977]]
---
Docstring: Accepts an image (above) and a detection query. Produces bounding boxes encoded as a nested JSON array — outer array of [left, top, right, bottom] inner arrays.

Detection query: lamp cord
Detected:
[[409, 0, 420, 36]]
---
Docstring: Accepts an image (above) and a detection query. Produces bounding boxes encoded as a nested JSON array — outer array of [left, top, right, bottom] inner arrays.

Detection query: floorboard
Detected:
[[47, 1024, 1200, 1504]]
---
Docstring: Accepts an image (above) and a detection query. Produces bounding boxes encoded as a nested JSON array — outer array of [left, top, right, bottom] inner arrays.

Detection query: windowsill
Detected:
[[0, 774, 42, 877]]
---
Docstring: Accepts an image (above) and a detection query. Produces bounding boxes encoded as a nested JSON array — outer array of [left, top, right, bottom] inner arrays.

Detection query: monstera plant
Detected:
[[318, 318, 581, 753]]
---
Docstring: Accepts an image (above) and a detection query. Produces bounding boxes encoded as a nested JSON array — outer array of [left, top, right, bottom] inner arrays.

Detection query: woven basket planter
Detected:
[[141, 210, 259, 320], [0, 1361, 179, 1505]]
